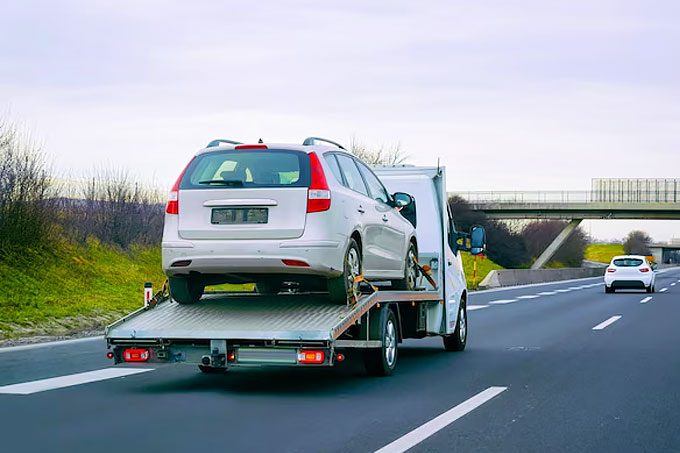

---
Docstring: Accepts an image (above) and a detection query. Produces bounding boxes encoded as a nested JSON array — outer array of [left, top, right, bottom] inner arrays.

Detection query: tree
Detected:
[[623, 230, 652, 255], [448, 195, 530, 268], [349, 138, 407, 166], [521, 220, 587, 267]]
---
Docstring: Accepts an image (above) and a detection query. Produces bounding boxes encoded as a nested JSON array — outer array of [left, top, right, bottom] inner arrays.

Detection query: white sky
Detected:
[[2, 0, 679, 241]]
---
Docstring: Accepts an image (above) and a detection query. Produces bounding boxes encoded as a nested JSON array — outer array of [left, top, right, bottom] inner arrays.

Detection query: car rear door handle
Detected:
[[357, 206, 366, 214], [382, 215, 388, 222]]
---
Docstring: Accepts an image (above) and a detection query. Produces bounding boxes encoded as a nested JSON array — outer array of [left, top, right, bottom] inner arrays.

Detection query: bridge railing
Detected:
[[453, 191, 680, 204]]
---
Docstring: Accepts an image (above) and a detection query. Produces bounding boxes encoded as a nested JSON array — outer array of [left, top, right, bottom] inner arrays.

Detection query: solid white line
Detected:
[[469, 275, 604, 295], [488, 299, 517, 305], [537, 291, 557, 296], [0, 368, 153, 395], [374, 386, 507, 453], [592, 316, 622, 331], [659, 288, 668, 292], [467, 305, 489, 311], [516, 295, 539, 299], [640, 297, 653, 304], [0, 336, 103, 354]]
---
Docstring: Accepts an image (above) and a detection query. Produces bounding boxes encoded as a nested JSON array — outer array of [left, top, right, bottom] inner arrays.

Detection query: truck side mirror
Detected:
[[469, 225, 486, 256]]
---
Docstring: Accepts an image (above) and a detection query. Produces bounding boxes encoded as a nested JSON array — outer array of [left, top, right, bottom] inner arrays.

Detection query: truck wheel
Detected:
[[364, 308, 398, 376], [169, 276, 204, 304], [328, 239, 361, 304], [393, 242, 418, 290], [443, 303, 467, 351]]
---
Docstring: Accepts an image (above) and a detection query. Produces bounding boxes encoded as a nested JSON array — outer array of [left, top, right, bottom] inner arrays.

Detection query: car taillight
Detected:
[[166, 156, 195, 215], [307, 152, 331, 213], [298, 350, 325, 364], [123, 348, 149, 362], [640, 268, 650, 273], [607, 268, 616, 273]]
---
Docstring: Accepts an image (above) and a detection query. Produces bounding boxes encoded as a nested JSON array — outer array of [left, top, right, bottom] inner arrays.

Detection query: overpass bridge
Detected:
[[453, 191, 680, 269]]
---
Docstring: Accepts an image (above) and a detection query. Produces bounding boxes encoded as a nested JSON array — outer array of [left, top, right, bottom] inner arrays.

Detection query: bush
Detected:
[[623, 230, 652, 255], [522, 220, 587, 267], [0, 120, 55, 251]]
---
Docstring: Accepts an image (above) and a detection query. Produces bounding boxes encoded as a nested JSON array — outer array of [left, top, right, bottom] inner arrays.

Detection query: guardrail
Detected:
[[452, 191, 680, 204]]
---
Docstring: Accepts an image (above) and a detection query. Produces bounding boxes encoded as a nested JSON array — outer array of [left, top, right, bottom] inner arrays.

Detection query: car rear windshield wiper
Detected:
[[198, 180, 244, 186]]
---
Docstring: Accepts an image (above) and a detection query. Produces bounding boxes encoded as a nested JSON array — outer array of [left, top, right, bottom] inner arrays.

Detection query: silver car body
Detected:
[[162, 142, 416, 284]]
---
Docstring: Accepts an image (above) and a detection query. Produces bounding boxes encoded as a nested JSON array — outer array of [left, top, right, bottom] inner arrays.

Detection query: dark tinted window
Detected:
[[613, 258, 644, 267], [323, 153, 344, 184], [356, 161, 390, 204], [180, 150, 309, 189], [336, 154, 369, 196]]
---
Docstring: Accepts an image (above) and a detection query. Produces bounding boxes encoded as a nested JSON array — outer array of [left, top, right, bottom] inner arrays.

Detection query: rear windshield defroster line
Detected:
[[179, 149, 311, 190]]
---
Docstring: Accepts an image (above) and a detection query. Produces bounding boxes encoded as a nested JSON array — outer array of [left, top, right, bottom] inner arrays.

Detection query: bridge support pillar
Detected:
[[530, 219, 583, 270]]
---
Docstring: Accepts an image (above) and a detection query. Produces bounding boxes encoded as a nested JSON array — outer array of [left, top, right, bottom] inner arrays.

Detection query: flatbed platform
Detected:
[[105, 290, 441, 343]]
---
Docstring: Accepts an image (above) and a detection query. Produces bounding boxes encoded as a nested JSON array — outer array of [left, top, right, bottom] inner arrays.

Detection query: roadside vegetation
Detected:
[[461, 252, 504, 290], [584, 243, 625, 263]]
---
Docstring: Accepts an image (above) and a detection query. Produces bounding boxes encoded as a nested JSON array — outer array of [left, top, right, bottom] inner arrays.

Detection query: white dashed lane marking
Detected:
[[593, 316, 622, 331], [640, 297, 652, 304], [0, 368, 153, 395], [467, 305, 489, 311], [489, 299, 518, 305], [516, 295, 540, 300], [659, 288, 668, 293], [538, 291, 557, 296]]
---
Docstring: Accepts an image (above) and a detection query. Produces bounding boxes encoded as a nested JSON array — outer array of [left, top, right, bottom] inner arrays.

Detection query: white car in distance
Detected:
[[162, 137, 419, 304], [604, 255, 656, 293]]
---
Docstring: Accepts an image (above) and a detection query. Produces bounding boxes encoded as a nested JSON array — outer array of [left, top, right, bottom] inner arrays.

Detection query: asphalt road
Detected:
[[1, 269, 679, 453]]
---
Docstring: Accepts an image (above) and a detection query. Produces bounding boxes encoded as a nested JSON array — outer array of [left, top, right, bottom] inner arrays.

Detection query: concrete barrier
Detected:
[[479, 267, 606, 290]]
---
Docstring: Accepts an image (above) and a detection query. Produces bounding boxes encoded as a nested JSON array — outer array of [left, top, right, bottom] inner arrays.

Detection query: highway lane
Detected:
[[0, 269, 679, 453]]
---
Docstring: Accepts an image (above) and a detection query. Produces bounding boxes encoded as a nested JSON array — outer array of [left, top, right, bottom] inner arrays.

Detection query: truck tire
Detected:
[[443, 302, 467, 352], [393, 241, 418, 290], [169, 276, 204, 305], [328, 239, 361, 305], [364, 307, 398, 376]]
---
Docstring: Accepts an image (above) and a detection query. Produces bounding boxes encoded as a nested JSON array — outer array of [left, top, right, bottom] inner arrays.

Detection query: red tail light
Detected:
[[607, 268, 616, 273], [166, 157, 195, 215], [282, 259, 310, 267], [123, 348, 149, 362], [640, 267, 650, 273], [298, 350, 325, 364], [307, 152, 331, 213], [235, 144, 268, 149]]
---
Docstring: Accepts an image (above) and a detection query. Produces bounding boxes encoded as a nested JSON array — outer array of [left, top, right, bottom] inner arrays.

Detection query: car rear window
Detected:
[[179, 149, 310, 189], [613, 258, 644, 267]]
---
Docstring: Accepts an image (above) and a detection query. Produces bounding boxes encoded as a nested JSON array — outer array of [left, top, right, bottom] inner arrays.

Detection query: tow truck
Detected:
[[105, 165, 486, 376]]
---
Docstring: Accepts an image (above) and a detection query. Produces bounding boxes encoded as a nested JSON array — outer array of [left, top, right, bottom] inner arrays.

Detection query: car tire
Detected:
[[328, 239, 362, 305], [443, 302, 467, 352], [605, 286, 614, 294], [169, 276, 204, 304], [198, 365, 227, 374], [364, 307, 398, 377], [393, 241, 418, 291]]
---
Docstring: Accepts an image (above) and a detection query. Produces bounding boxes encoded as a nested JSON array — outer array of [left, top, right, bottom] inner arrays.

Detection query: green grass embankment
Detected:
[[0, 239, 247, 340], [460, 252, 504, 290], [585, 243, 625, 263]]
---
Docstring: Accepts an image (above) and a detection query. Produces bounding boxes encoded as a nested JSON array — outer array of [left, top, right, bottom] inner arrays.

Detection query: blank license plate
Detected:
[[211, 208, 268, 225]]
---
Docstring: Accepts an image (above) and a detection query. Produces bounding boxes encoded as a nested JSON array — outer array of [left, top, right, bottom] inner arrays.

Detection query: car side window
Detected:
[[336, 154, 369, 197], [323, 153, 344, 184], [355, 160, 390, 205]]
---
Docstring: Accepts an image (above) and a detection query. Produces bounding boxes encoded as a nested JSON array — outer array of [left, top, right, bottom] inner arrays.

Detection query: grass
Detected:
[[585, 243, 625, 263], [0, 239, 249, 339], [460, 252, 504, 290]]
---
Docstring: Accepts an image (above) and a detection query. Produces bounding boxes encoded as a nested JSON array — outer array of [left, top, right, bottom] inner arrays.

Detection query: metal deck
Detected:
[[105, 290, 441, 342]]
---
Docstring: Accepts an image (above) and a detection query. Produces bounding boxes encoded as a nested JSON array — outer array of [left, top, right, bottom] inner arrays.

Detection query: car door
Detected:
[[334, 154, 381, 274], [355, 160, 407, 272]]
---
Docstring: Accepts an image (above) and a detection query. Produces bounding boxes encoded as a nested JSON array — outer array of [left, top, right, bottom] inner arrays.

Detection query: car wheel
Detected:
[[393, 242, 418, 291], [328, 239, 361, 304], [443, 302, 467, 351], [198, 365, 227, 374], [364, 307, 398, 376], [169, 276, 205, 304], [605, 286, 614, 294]]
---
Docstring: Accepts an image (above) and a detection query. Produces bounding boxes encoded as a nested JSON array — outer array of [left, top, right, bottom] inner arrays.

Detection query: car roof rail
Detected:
[[302, 137, 346, 150], [206, 139, 243, 148]]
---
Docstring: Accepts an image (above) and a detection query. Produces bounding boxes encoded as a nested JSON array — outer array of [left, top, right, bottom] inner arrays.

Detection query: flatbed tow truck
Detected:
[[105, 166, 486, 376]]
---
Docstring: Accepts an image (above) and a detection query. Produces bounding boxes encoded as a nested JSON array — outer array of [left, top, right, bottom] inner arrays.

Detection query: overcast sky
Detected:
[[2, 0, 679, 241]]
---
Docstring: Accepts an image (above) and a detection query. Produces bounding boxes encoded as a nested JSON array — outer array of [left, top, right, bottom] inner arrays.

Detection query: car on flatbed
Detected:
[[106, 151, 487, 377], [604, 255, 656, 293], [163, 137, 419, 304]]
